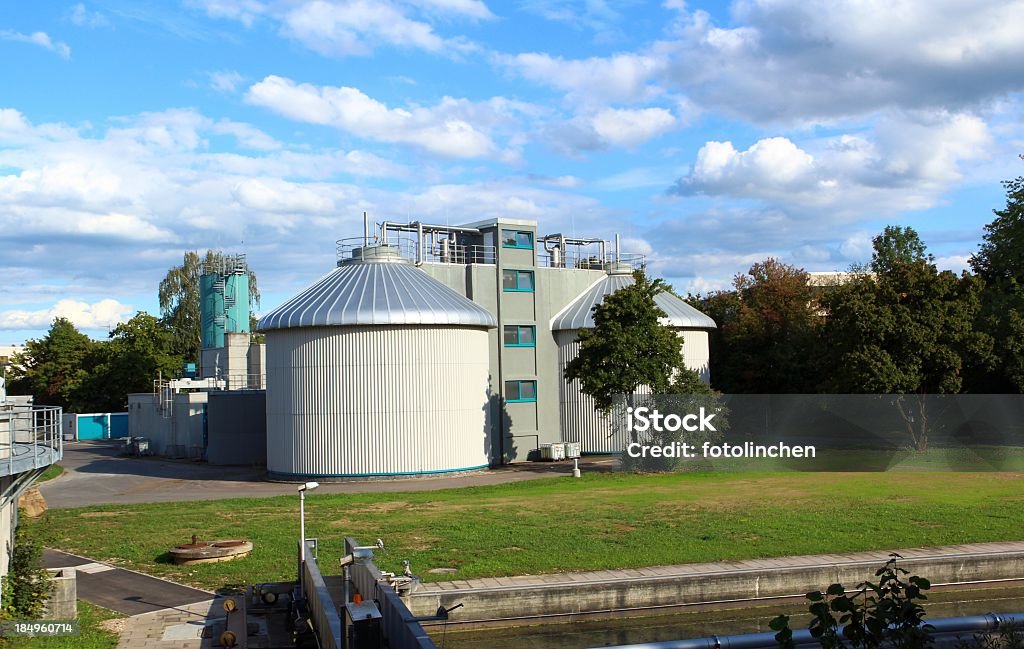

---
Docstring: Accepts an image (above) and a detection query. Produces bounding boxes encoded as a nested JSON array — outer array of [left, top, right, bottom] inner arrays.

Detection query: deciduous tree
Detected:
[[970, 173, 1024, 392], [564, 270, 685, 413], [158, 250, 260, 362], [822, 227, 992, 450], [8, 318, 94, 411]]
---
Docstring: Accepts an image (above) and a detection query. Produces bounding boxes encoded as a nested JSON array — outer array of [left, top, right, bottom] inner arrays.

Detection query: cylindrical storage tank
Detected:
[[223, 271, 250, 335], [200, 273, 224, 349], [552, 267, 717, 454], [257, 245, 497, 481]]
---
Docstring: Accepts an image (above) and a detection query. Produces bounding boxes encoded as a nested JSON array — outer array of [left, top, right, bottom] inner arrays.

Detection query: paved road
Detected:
[[43, 549, 212, 616], [40, 441, 615, 508]]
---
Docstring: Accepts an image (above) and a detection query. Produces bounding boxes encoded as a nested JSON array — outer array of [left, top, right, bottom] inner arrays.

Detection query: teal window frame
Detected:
[[503, 325, 536, 347], [505, 379, 537, 403], [502, 269, 535, 292], [501, 229, 534, 249]]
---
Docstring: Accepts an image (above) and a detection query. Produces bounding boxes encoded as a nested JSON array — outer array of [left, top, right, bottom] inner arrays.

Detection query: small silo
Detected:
[[200, 255, 250, 349], [552, 265, 717, 454], [257, 244, 497, 480]]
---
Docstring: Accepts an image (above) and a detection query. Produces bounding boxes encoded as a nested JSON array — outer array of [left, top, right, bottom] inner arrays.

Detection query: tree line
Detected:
[[7, 250, 259, 413], [689, 173, 1024, 397]]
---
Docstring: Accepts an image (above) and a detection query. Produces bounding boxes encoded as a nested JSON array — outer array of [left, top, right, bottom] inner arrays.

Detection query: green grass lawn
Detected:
[[36, 465, 64, 483], [28, 472, 1024, 592]]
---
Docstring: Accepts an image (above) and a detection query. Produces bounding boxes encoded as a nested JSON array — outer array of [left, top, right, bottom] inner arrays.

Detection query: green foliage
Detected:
[[1, 519, 51, 620], [7, 318, 94, 411], [822, 228, 994, 449], [871, 225, 932, 275], [564, 270, 684, 413], [771, 554, 933, 649], [970, 173, 1024, 392], [78, 313, 184, 411], [691, 259, 822, 393], [158, 250, 261, 362]]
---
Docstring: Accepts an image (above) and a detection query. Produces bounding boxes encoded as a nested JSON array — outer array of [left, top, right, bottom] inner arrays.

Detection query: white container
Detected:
[[563, 442, 581, 459], [540, 443, 566, 461]]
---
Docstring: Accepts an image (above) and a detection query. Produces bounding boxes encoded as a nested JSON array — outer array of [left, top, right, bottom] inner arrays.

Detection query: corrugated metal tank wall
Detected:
[[557, 329, 713, 454], [266, 325, 491, 479], [681, 330, 711, 383], [556, 330, 628, 453]]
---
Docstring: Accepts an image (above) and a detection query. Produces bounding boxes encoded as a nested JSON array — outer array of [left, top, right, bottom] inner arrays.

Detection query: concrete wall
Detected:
[[206, 391, 266, 466], [44, 568, 77, 619], [128, 392, 208, 458], [422, 221, 606, 464], [201, 337, 266, 390], [409, 548, 1024, 623]]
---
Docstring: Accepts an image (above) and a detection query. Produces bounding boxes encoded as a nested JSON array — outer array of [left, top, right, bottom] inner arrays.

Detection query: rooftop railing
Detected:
[[537, 251, 647, 271], [336, 237, 496, 266]]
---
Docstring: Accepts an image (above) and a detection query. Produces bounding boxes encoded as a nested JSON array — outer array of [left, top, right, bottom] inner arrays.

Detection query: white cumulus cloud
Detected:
[[0, 299, 133, 331], [246, 75, 523, 159]]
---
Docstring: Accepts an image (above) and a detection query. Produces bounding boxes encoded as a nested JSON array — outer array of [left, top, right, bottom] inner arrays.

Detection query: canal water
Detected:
[[429, 585, 1024, 649]]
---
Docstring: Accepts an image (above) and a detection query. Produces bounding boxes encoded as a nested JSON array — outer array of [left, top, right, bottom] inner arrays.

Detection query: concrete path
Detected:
[[43, 549, 212, 616], [114, 598, 224, 649], [41, 440, 614, 508]]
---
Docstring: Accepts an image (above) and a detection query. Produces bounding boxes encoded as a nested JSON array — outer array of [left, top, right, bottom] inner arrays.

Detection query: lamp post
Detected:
[[297, 481, 319, 591]]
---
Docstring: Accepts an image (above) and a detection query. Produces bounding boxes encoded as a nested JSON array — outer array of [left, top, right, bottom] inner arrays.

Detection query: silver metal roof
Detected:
[[257, 257, 497, 331], [551, 272, 717, 331]]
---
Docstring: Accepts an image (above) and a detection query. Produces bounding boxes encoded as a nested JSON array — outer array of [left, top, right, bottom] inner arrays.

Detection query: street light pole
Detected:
[[297, 481, 319, 592]]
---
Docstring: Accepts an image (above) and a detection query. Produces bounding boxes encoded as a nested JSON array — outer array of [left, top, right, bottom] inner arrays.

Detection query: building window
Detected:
[[505, 380, 537, 402], [503, 325, 536, 347], [502, 229, 533, 249], [502, 269, 535, 292]]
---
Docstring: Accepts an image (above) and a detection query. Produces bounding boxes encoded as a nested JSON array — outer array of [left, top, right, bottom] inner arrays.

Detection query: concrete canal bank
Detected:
[[408, 541, 1024, 626]]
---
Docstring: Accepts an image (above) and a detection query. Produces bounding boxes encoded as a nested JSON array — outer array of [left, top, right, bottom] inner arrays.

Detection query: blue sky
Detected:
[[1, 0, 1022, 343]]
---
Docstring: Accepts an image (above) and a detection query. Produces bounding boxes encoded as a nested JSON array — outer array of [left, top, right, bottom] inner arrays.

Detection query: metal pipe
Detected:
[[587, 613, 1020, 649], [416, 221, 423, 266], [363, 212, 368, 246], [343, 565, 350, 606], [615, 233, 620, 262]]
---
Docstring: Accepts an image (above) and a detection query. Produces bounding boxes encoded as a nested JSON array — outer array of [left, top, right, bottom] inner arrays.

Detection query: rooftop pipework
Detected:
[[538, 233, 647, 270]]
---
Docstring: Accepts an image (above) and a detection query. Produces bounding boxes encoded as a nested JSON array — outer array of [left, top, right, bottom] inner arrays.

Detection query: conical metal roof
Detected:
[[257, 249, 496, 331], [551, 271, 717, 331]]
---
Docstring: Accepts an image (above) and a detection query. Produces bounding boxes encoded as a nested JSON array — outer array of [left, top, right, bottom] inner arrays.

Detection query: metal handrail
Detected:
[[0, 403, 63, 477], [538, 251, 647, 270], [223, 373, 266, 390], [336, 237, 497, 265]]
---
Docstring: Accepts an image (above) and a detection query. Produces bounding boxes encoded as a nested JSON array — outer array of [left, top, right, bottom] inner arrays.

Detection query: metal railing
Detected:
[[336, 237, 497, 266], [223, 373, 265, 391], [537, 251, 647, 270], [0, 403, 62, 477]]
